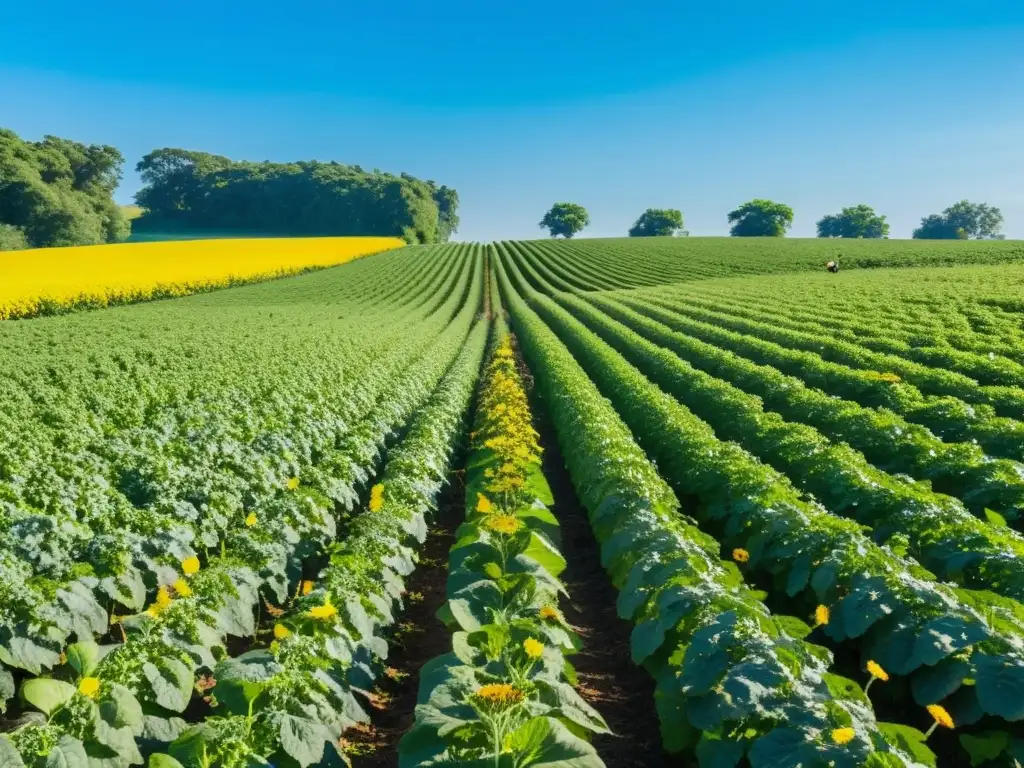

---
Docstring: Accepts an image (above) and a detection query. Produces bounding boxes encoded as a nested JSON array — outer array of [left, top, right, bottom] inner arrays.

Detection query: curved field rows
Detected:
[[497, 239, 1024, 768]]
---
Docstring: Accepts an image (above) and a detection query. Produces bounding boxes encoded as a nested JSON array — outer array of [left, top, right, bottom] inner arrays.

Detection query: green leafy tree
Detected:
[[134, 150, 456, 244], [816, 204, 890, 238], [727, 199, 793, 237], [913, 200, 1003, 240], [628, 208, 684, 237], [0, 127, 128, 248], [539, 203, 589, 239]]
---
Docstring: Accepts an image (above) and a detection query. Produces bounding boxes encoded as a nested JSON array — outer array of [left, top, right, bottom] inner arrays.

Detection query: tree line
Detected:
[[133, 149, 458, 244], [1, 128, 460, 251], [539, 200, 1007, 240], [0, 128, 130, 250]]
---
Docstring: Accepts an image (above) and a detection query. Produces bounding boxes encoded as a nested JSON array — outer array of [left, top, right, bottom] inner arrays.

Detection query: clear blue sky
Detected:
[[2, 0, 1023, 240]]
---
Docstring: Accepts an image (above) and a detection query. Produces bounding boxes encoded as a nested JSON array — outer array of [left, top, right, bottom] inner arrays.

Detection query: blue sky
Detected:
[[2, 0, 1023, 240]]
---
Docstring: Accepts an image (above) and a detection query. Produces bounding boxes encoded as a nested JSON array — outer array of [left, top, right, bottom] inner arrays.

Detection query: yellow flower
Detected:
[[523, 638, 544, 660], [927, 704, 954, 730], [301, 580, 314, 596], [814, 605, 830, 627], [485, 514, 523, 535], [181, 556, 201, 576], [287, 477, 300, 491], [369, 483, 385, 512], [474, 683, 524, 708], [476, 493, 493, 513], [309, 601, 338, 620], [155, 586, 173, 609], [866, 660, 889, 682], [273, 623, 291, 639], [732, 548, 749, 563], [78, 677, 101, 698], [539, 606, 559, 621], [245, 512, 257, 527], [173, 579, 192, 597], [831, 727, 855, 745]]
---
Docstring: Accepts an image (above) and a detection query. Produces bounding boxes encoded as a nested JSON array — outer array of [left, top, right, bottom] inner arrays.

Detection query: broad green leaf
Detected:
[[66, 642, 101, 678], [878, 723, 936, 768], [148, 755, 185, 768], [43, 736, 89, 768], [21, 678, 77, 716], [143, 658, 194, 712], [959, 731, 1011, 767], [983, 509, 1008, 528], [278, 713, 332, 768], [974, 655, 1024, 719], [0, 736, 25, 768], [99, 683, 145, 735]]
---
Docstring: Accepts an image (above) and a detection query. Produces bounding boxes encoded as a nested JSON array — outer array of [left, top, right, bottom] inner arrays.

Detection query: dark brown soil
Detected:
[[538, 425, 694, 768], [342, 469, 466, 766]]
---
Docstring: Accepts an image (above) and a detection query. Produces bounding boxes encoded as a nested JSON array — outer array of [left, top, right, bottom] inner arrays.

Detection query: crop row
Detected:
[[584, 293, 1024, 524], [0, 247, 478, 698], [498, 243, 1024, 767], [611, 292, 1024, 464], [400, 320, 608, 766], [0, 251, 487, 767], [493, 248, 931, 768], [559, 291, 1024, 601], [637, 292, 1024, 420]]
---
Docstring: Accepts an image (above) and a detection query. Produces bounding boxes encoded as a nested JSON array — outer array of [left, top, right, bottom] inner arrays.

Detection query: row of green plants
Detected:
[[691, 284, 1024, 370], [0, 246, 475, 694], [493, 249, 929, 767], [616, 292, 1024, 463], [400, 320, 608, 766], [497, 245, 1024, 767], [559, 291, 1024, 602], [588, 293, 1024, 524], [643, 294, 1024, 420], [0, 261, 487, 766], [673, 291, 1024, 389]]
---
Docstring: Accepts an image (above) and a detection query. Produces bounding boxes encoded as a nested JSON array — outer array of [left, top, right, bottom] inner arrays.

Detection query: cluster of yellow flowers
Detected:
[[145, 557, 200, 618], [0, 236, 403, 320], [369, 483, 385, 512], [475, 338, 541, 506]]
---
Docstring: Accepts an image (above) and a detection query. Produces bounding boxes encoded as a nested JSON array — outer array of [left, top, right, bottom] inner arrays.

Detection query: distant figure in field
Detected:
[[826, 260, 839, 274]]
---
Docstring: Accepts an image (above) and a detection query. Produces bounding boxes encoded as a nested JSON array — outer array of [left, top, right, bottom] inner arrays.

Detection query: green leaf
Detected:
[[0, 669, 14, 714], [974, 655, 1024, 719], [0, 736, 26, 768], [878, 723, 936, 768], [773, 615, 812, 640], [278, 713, 332, 768], [983, 509, 1008, 528], [21, 678, 77, 716], [44, 737, 89, 768], [148, 755, 185, 768], [99, 683, 145, 735], [505, 717, 604, 767], [65, 642, 101, 678], [143, 658, 194, 713], [695, 731, 745, 768], [959, 731, 1011, 767]]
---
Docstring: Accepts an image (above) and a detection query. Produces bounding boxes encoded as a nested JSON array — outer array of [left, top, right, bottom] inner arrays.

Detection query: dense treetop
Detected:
[[0, 128, 129, 249], [727, 199, 794, 237], [628, 208, 685, 237], [133, 149, 458, 244], [539, 202, 590, 239], [913, 201, 1004, 240], [817, 204, 890, 239]]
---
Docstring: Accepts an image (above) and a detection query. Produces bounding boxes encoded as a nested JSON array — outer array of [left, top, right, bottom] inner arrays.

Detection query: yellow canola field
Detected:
[[0, 236, 404, 320]]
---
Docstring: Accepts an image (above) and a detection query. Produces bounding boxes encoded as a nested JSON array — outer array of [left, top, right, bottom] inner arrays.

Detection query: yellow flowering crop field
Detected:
[[0, 235, 403, 319]]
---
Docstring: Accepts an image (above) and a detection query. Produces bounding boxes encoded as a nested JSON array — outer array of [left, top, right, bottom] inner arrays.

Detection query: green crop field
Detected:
[[3, 237, 1024, 768]]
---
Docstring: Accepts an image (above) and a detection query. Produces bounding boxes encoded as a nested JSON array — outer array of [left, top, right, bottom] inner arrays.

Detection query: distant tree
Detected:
[[628, 208, 684, 237], [816, 204, 889, 239], [0, 127, 128, 248], [913, 201, 1004, 240], [727, 199, 793, 237], [539, 202, 589, 239]]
